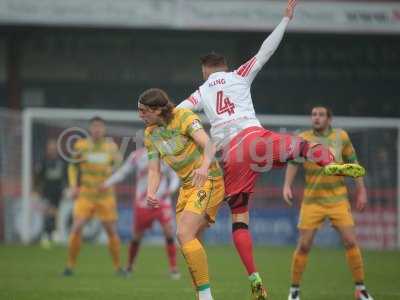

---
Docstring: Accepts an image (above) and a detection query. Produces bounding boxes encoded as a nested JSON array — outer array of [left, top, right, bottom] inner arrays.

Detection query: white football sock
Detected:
[[199, 287, 213, 300], [356, 284, 366, 291], [290, 286, 300, 293]]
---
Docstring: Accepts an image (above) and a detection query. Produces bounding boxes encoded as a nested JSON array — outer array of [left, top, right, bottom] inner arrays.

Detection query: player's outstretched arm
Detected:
[[167, 167, 180, 194], [147, 158, 161, 207], [111, 143, 123, 170], [235, 0, 297, 84], [102, 152, 137, 189], [285, 0, 297, 20], [283, 163, 299, 206], [177, 91, 203, 112], [191, 129, 217, 188], [355, 175, 368, 211], [67, 163, 80, 199]]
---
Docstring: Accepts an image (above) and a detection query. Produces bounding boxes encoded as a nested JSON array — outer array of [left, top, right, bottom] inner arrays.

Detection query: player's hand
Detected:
[[192, 167, 208, 188], [147, 193, 160, 208], [284, 0, 297, 20], [68, 187, 80, 199], [98, 183, 108, 193], [283, 184, 293, 206], [355, 187, 367, 211]]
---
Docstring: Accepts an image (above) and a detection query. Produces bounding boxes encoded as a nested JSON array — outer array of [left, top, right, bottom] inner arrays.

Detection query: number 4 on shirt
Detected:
[[216, 91, 235, 116]]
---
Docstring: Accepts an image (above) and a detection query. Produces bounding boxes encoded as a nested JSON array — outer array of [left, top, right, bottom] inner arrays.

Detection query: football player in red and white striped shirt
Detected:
[[178, 0, 365, 298], [102, 148, 181, 279]]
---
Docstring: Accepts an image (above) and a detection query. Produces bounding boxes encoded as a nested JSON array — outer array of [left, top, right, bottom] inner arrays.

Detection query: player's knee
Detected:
[[104, 226, 117, 237], [130, 239, 140, 246], [231, 212, 249, 224], [162, 224, 174, 237], [166, 237, 175, 245], [164, 230, 174, 240], [227, 193, 249, 215], [71, 222, 84, 235], [132, 233, 143, 243], [298, 240, 312, 254], [176, 226, 195, 245], [342, 236, 357, 249], [176, 231, 186, 245]]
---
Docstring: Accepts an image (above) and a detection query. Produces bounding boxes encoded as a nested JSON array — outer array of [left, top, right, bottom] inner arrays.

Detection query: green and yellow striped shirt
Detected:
[[144, 108, 222, 186], [68, 138, 120, 201], [292, 127, 358, 204]]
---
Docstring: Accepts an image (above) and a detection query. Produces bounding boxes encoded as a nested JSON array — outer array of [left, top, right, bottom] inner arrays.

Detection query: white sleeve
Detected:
[[177, 90, 203, 112], [235, 17, 290, 84], [167, 167, 180, 194], [103, 152, 136, 188]]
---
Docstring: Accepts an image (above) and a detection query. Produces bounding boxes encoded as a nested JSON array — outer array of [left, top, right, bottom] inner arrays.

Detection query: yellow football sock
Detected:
[[345, 246, 365, 283], [108, 234, 121, 270], [291, 250, 309, 285], [181, 239, 210, 290], [67, 233, 81, 269]]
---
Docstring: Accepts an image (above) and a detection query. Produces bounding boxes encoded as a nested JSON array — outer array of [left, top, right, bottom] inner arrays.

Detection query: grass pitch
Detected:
[[0, 244, 399, 300]]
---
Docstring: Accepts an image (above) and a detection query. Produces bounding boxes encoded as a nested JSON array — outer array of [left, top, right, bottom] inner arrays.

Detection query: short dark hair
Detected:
[[90, 116, 105, 124], [138, 88, 175, 121], [312, 106, 333, 119], [200, 52, 227, 68]]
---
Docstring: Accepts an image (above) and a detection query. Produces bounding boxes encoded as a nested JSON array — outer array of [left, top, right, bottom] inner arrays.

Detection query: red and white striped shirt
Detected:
[[104, 148, 180, 208]]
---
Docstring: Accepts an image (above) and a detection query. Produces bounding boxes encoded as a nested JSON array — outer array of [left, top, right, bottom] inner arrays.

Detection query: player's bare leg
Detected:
[[336, 226, 374, 300], [102, 221, 123, 275], [227, 193, 267, 300], [266, 131, 365, 178], [288, 229, 317, 300], [63, 217, 88, 276], [177, 211, 214, 300], [126, 230, 144, 274], [160, 221, 180, 279]]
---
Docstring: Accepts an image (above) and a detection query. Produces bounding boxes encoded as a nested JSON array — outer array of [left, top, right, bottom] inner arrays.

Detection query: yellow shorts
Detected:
[[298, 200, 354, 229], [73, 196, 118, 222], [176, 178, 225, 224]]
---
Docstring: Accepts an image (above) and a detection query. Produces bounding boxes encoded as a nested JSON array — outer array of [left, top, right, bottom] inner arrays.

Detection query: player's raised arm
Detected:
[[177, 90, 203, 112], [67, 140, 82, 198], [110, 142, 122, 170], [191, 129, 217, 188], [235, 0, 297, 84], [147, 158, 161, 207], [166, 166, 180, 194], [102, 151, 137, 189], [283, 162, 299, 206]]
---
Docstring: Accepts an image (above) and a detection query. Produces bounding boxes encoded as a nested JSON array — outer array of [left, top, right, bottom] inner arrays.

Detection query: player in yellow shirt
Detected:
[[283, 107, 373, 300], [63, 116, 123, 276], [138, 88, 224, 300]]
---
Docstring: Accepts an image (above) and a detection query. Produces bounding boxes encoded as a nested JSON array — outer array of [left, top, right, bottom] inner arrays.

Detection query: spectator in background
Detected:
[[35, 139, 67, 248]]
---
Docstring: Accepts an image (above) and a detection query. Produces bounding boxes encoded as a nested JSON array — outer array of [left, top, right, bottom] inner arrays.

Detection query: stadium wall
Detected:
[[1, 0, 400, 33], [0, 29, 399, 117]]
